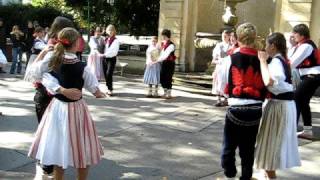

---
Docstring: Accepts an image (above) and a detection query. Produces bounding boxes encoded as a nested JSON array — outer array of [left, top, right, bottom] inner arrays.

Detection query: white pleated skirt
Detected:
[[255, 99, 301, 170], [212, 64, 228, 96], [28, 98, 104, 169], [87, 53, 104, 80]]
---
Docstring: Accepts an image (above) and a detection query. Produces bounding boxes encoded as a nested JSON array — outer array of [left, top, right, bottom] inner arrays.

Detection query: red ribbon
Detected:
[[58, 38, 71, 46]]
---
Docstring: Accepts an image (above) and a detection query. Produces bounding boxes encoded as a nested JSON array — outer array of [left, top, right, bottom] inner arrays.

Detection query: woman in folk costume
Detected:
[[27, 16, 81, 176], [211, 29, 231, 107], [87, 27, 105, 80], [102, 24, 120, 96], [153, 29, 176, 99], [29, 27, 105, 180], [143, 36, 161, 97], [24, 26, 47, 82], [219, 23, 267, 180], [289, 24, 320, 140], [255, 32, 301, 179]]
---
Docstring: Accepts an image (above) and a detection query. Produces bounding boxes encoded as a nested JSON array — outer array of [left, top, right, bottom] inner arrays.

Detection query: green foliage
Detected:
[[0, 4, 73, 34], [113, 0, 160, 36]]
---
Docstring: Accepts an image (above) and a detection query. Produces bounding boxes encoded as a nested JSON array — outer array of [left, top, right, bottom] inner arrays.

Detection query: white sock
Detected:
[[303, 126, 313, 134]]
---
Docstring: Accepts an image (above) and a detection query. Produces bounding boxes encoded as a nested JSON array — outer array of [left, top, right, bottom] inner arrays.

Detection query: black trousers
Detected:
[[33, 84, 54, 174], [34, 85, 53, 123], [295, 74, 320, 126], [102, 57, 117, 91], [160, 60, 175, 89], [221, 104, 262, 180]]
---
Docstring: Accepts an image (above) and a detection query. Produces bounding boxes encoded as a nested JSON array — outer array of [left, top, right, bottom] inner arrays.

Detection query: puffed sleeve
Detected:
[[267, 58, 293, 94], [221, 56, 232, 85], [42, 73, 61, 95], [27, 51, 53, 82], [83, 66, 99, 94]]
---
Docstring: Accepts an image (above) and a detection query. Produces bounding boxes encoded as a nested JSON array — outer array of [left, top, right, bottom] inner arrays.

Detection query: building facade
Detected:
[[159, 0, 320, 72]]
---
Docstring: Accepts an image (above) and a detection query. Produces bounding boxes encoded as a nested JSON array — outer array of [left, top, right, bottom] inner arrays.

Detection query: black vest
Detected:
[[50, 59, 86, 102], [227, 50, 267, 101], [297, 40, 320, 69], [267, 56, 294, 100]]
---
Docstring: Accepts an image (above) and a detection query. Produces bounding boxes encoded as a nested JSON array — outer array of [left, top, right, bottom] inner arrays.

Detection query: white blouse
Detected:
[[288, 43, 320, 76], [267, 54, 294, 95], [42, 53, 99, 95], [33, 38, 47, 51], [88, 36, 105, 54], [104, 38, 120, 58], [146, 44, 160, 64], [212, 41, 230, 64], [158, 43, 175, 62]]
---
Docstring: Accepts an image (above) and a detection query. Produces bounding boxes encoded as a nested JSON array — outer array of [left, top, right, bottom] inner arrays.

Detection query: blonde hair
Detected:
[[236, 22, 257, 45], [106, 24, 116, 33], [49, 27, 80, 71], [11, 25, 19, 32]]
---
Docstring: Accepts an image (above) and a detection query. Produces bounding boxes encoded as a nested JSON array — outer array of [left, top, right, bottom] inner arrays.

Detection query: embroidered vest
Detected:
[[50, 58, 86, 102], [226, 47, 267, 101], [161, 41, 176, 61], [296, 39, 320, 69]]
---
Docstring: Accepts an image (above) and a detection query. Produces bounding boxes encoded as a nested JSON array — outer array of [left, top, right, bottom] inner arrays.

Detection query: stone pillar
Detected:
[[158, 0, 184, 69], [275, 0, 312, 33], [310, 0, 320, 46]]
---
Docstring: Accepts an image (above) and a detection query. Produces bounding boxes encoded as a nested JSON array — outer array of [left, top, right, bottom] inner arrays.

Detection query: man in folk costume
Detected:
[[219, 23, 267, 180], [154, 29, 176, 99], [289, 24, 320, 140], [102, 24, 120, 96]]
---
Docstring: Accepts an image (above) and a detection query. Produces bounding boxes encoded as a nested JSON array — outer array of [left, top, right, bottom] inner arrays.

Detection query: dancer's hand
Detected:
[[60, 87, 82, 100], [258, 51, 269, 63]]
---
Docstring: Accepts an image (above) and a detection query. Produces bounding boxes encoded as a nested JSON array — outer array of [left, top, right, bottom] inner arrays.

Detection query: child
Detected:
[[28, 16, 78, 177], [143, 36, 161, 97], [28, 27, 105, 180], [255, 32, 301, 179], [212, 29, 231, 106], [102, 24, 120, 96], [24, 26, 47, 82], [219, 23, 267, 180], [154, 29, 176, 99], [227, 31, 239, 55], [289, 24, 320, 140], [87, 27, 105, 80]]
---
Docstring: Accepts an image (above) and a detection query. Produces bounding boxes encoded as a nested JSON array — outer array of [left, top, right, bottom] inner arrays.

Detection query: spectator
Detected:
[[25, 21, 35, 67], [10, 25, 24, 74]]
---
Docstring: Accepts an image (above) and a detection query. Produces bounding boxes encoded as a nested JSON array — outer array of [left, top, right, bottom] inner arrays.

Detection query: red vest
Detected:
[[296, 39, 320, 69], [161, 41, 176, 61], [225, 47, 267, 101]]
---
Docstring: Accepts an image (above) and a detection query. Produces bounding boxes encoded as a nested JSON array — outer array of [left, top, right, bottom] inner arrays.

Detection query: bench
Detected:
[[115, 61, 128, 76]]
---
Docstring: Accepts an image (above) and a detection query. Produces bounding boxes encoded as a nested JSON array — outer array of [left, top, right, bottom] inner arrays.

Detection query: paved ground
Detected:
[[0, 71, 320, 180]]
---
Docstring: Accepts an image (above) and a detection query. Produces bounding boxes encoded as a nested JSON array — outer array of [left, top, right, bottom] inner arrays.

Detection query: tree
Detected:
[[113, 0, 159, 35]]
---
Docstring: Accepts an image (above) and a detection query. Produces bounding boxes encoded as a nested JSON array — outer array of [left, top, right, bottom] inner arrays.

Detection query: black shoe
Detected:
[[0, 69, 6, 73], [41, 165, 54, 174]]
